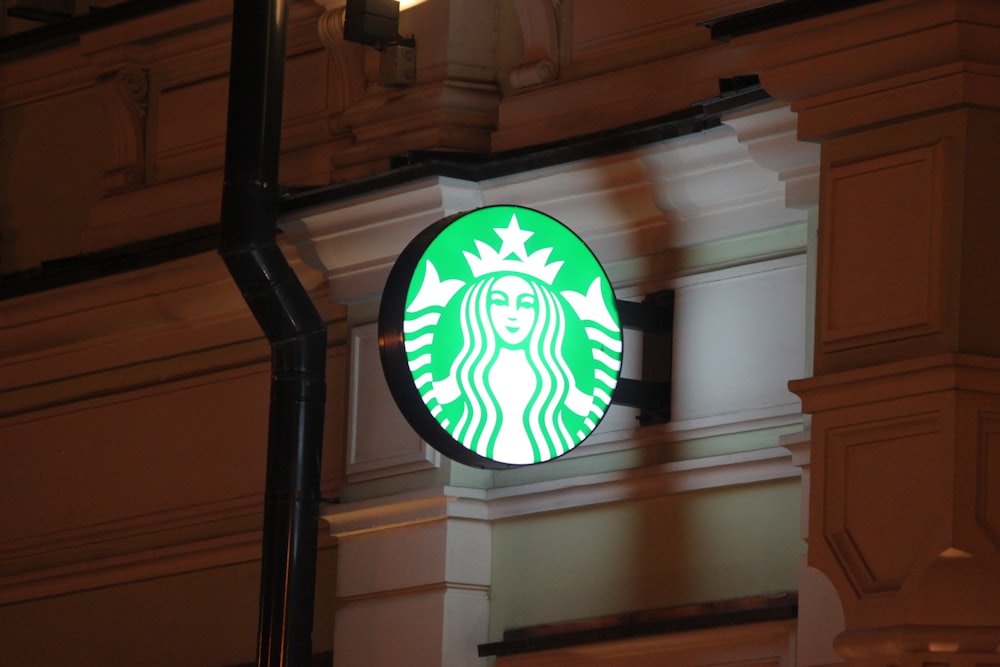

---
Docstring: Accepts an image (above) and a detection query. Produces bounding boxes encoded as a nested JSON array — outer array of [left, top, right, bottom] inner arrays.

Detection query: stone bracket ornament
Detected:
[[316, 1, 367, 115], [95, 65, 150, 193], [510, 0, 560, 89]]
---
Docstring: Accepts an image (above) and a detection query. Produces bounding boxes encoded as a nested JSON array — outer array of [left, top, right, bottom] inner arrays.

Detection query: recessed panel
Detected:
[[348, 323, 439, 482], [826, 413, 945, 594], [820, 143, 946, 352]]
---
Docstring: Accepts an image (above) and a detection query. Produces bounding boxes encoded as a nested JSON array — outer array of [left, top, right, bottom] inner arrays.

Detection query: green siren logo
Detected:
[[380, 205, 622, 468]]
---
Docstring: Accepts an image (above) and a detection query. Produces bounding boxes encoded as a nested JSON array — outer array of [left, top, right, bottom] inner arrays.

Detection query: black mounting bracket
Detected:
[[611, 290, 674, 426]]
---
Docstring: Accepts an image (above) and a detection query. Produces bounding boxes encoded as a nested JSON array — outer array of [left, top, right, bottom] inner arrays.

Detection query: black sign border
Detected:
[[378, 205, 618, 470]]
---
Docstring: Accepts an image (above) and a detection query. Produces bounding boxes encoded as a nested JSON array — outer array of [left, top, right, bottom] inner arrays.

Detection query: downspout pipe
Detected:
[[219, 1, 327, 666]]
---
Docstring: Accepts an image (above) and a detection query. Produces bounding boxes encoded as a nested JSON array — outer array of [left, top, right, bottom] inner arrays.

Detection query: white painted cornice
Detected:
[[322, 446, 799, 536], [285, 105, 816, 305], [638, 124, 806, 247], [487, 446, 799, 520], [284, 176, 485, 303], [723, 102, 820, 209], [480, 154, 664, 266]]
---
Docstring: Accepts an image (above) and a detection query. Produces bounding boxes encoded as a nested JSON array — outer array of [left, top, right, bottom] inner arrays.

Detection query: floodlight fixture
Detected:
[[344, 0, 410, 50]]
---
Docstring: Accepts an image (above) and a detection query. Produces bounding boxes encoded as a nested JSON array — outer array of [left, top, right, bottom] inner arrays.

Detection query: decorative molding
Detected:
[[323, 490, 487, 538], [722, 102, 820, 210], [491, 446, 798, 520], [315, 2, 368, 115], [510, 0, 560, 90], [790, 353, 1000, 415], [95, 65, 150, 192], [288, 111, 815, 304], [779, 428, 811, 541], [639, 124, 806, 248], [322, 445, 799, 536], [510, 57, 557, 91], [493, 0, 764, 152], [566, 0, 750, 64], [334, 518, 492, 599], [287, 176, 485, 303], [481, 153, 665, 268], [779, 429, 811, 468]]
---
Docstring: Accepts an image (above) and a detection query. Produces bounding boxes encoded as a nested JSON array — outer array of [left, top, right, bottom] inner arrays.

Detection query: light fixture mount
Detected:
[[343, 0, 414, 51]]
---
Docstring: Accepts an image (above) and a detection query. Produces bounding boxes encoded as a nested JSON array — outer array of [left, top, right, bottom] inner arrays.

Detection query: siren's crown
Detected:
[[464, 214, 563, 284]]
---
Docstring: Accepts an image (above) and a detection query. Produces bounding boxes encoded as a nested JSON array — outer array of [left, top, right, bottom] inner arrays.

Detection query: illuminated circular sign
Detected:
[[379, 205, 622, 468]]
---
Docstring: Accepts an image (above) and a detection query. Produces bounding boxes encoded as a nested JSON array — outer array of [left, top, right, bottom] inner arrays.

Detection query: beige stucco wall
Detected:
[[0, 546, 337, 667], [489, 478, 803, 639], [0, 91, 109, 272]]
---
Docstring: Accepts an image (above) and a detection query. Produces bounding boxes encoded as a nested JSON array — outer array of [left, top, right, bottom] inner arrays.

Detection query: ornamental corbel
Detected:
[[510, 0, 560, 90], [315, 0, 368, 115], [95, 65, 150, 193]]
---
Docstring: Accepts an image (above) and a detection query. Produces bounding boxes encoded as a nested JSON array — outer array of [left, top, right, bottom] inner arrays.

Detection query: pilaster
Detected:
[[742, 1, 1000, 665], [322, 491, 492, 667]]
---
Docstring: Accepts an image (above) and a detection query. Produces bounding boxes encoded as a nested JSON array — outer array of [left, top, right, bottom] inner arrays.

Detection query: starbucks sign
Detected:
[[379, 205, 622, 468]]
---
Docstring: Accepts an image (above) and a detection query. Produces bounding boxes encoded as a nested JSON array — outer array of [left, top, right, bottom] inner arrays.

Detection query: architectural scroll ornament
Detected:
[[316, 1, 368, 115], [510, 0, 560, 89], [96, 66, 149, 193]]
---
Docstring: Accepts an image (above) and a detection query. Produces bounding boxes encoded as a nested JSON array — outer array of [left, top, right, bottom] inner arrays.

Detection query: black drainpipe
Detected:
[[219, 1, 327, 666]]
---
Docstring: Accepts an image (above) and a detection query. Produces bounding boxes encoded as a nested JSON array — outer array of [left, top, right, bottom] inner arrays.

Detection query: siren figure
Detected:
[[432, 271, 594, 463], [403, 212, 621, 465]]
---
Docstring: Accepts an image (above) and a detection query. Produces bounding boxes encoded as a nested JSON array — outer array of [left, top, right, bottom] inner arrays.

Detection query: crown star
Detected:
[[495, 214, 533, 261], [464, 213, 563, 284]]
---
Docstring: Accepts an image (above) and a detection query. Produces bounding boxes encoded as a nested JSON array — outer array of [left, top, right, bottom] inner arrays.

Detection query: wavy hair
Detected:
[[446, 274, 578, 462]]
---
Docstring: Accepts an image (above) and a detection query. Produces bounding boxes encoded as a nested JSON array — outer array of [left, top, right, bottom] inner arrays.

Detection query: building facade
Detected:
[[1, 1, 998, 665]]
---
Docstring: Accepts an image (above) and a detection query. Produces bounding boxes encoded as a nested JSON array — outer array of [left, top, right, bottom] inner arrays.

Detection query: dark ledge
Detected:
[[0, 0, 200, 62], [700, 0, 884, 41], [0, 224, 221, 300], [478, 592, 798, 658]]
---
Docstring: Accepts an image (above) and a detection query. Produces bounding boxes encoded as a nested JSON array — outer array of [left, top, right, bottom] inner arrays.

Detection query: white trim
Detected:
[[322, 445, 799, 536]]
